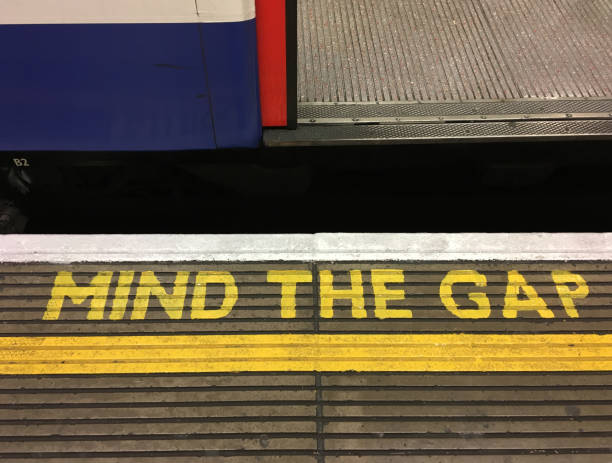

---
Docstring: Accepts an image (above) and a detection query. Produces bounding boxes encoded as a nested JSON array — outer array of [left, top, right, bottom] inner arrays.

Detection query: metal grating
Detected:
[[298, 99, 612, 120], [264, 119, 612, 146], [1, 261, 612, 460], [298, 0, 612, 103]]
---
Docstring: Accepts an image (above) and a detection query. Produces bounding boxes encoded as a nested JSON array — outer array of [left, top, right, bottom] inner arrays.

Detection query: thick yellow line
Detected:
[[1, 334, 611, 374]]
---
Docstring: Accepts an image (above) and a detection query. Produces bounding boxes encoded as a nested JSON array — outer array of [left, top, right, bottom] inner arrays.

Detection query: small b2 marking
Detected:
[[12, 158, 29, 167]]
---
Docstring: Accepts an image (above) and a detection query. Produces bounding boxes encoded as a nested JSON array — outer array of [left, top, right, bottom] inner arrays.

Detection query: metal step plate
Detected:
[[264, 119, 612, 146], [1, 234, 612, 461], [299, 0, 611, 104], [296, 0, 612, 134]]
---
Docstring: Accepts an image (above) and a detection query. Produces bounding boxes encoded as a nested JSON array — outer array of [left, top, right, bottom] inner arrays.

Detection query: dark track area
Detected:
[[4, 140, 612, 234]]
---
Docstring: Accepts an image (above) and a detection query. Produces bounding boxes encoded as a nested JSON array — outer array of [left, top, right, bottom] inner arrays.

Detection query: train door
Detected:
[[265, 0, 612, 146]]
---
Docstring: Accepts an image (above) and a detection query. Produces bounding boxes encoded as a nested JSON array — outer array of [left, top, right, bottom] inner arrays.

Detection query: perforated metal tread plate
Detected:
[[298, 99, 612, 124], [264, 120, 612, 146], [299, 0, 612, 104], [298, 0, 612, 126], [1, 258, 612, 461]]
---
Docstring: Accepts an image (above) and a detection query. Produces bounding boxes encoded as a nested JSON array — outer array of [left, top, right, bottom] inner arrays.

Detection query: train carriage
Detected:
[[0, 0, 610, 152], [0, 0, 264, 150]]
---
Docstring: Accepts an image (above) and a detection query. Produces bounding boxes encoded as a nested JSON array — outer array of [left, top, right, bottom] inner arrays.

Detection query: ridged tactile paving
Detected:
[[1, 261, 612, 460]]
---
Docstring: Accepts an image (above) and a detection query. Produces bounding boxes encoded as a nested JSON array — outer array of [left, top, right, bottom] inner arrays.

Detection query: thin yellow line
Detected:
[[0, 334, 611, 374]]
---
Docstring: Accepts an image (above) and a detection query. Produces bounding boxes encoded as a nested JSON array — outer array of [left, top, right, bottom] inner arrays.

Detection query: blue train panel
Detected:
[[0, 1, 261, 151], [201, 21, 262, 149]]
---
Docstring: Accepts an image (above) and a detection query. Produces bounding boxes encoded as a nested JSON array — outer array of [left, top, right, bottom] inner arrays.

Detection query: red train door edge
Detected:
[[256, 0, 297, 129]]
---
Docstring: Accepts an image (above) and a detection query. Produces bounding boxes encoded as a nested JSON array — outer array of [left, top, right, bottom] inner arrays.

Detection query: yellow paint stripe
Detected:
[[1, 334, 611, 374]]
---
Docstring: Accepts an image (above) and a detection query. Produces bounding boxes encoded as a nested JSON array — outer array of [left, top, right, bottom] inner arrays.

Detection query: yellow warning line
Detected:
[[1, 334, 611, 374]]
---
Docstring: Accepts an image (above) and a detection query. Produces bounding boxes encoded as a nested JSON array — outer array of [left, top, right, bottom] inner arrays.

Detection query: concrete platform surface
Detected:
[[0, 234, 611, 461]]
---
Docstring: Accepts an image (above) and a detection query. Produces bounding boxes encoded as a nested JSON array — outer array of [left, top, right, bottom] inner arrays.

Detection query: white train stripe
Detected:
[[197, 0, 256, 23], [0, 0, 255, 25], [1, 234, 612, 263]]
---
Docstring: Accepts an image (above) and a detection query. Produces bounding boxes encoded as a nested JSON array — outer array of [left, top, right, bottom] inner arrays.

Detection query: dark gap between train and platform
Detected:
[[2, 140, 610, 233]]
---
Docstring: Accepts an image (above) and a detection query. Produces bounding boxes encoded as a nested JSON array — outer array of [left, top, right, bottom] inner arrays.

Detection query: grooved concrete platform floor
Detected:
[[2, 260, 612, 460], [298, 0, 612, 103], [2, 235, 612, 461]]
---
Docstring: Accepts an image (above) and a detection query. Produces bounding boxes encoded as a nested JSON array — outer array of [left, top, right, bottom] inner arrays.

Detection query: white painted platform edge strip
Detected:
[[1, 234, 612, 263], [0, 0, 255, 25]]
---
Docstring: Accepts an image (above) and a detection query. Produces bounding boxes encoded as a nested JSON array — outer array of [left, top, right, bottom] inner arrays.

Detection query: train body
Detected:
[[0, 0, 610, 152], [0, 0, 267, 151]]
